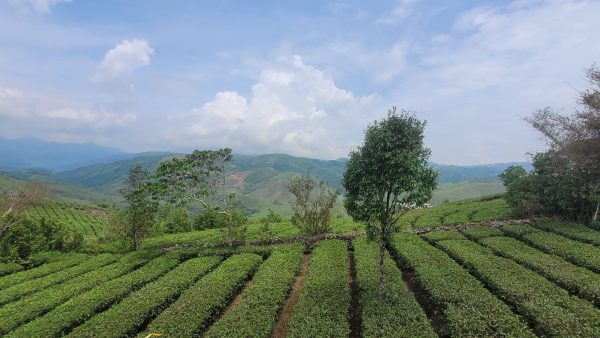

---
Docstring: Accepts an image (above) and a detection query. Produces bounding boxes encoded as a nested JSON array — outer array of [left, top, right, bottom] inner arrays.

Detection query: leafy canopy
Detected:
[[343, 107, 437, 238]]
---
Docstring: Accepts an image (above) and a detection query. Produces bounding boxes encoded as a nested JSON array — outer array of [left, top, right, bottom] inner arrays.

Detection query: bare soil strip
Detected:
[[347, 247, 362, 338], [222, 278, 253, 316], [271, 254, 311, 338]]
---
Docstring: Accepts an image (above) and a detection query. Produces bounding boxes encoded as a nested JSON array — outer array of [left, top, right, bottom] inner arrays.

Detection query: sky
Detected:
[[0, 0, 599, 165]]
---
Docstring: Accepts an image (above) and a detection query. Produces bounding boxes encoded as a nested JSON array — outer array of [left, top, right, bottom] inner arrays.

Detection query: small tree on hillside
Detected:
[[343, 107, 437, 297], [121, 165, 157, 250], [0, 183, 48, 240], [152, 148, 245, 245], [288, 172, 340, 235]]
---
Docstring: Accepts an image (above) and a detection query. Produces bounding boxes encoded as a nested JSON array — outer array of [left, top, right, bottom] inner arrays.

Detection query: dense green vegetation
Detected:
[[438, 239, 600, 336], [287, 240, 350, 337], [391, 233, 533, 337], [354, 237, 435, 337]]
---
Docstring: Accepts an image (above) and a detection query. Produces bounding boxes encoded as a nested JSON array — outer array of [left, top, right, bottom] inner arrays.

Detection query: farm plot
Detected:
[[27, 201, 110, 241], [2, 228, 599, 337], [437, 239, 600, 336]]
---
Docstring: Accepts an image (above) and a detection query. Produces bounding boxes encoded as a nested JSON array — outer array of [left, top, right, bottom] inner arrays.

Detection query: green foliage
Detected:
[[500, 224, 542, 237], [501, 150, 596, 221], [391, 233, 533, 337], [479, 236, 600, 307], [67, 255, 220, 338], [438, 239, 600, 336], [0, 253, 117, 306], [205, 244, 304, 337], [421, 230, 468, 242], [0, 262, 22, 276], [10, 252, 184, 337], [140, 253, 262, 337], [160, 207, 192, 233], [288, 240, 350, 337], [0, 250, 156, 334], [120, 165, 157, 250], [344, 107, 437, 238], [26, 201, 110, 242], [0, 215, 83, 262], [518, 231, 600, 273], [0, 255, 86, 290], [288, 172, 339, 235], [193, 209, 230, 230], [461, 226, 503, 240], [532, 219, 600, 245], [398, 197, 511, 228], [353, 237, 435, 337]]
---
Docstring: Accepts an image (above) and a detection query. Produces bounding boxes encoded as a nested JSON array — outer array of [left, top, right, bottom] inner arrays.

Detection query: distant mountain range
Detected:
[[0, 137, 532, 212]]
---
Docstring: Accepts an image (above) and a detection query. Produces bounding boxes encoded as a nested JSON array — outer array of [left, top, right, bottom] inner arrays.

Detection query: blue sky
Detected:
[[1, 0, 599, 164]]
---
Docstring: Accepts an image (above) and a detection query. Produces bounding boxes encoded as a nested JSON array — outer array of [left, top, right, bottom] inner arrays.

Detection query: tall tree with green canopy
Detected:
[[343, 107, 437, 296], [526, 65, 600, 222], [152, 148, 245, 245]]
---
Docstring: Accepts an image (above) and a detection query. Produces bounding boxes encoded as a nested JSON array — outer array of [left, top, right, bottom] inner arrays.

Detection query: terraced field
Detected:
[[0, 220, 598, 337], [26, 200, 110, 241]]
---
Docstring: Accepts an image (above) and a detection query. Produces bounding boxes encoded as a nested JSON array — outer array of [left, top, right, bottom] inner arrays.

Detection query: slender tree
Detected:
[[121, 165, 157, 250], [343, 107, 437, 296]]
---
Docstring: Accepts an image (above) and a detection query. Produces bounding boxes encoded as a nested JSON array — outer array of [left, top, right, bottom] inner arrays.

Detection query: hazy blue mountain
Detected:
[[0, 136, 126, 171], [0, 139, 534, 210]]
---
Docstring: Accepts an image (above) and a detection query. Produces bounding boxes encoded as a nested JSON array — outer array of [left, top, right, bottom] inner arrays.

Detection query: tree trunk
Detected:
[[594, 200, 599, 222], [378, 239, 385, 298]]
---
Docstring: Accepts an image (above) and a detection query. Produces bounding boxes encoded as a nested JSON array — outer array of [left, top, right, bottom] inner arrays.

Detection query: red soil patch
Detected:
[[271, 254, 311, 338]]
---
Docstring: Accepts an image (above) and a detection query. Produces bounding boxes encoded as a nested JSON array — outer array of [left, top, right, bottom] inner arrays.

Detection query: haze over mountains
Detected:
[[0, 137, 531, 210]]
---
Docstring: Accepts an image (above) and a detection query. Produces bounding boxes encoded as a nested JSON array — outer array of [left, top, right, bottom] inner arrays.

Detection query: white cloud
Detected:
[[389, 0, 600, 164], [9, 0, 71, 13], [377, 0, 419, 25], [170, 55, 380, 158], [0, 85, 135, 130], [91, 39, 154, 83]]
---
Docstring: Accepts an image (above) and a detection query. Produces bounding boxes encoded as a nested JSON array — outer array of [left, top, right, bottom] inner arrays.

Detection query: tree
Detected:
[[526, 65, 600, 222], [288, 172, 340, 235], [152, 148, 244, 245], [120, 165, 157, 250], [0, 183, 48, 241], [343, 107, 437, 297]]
